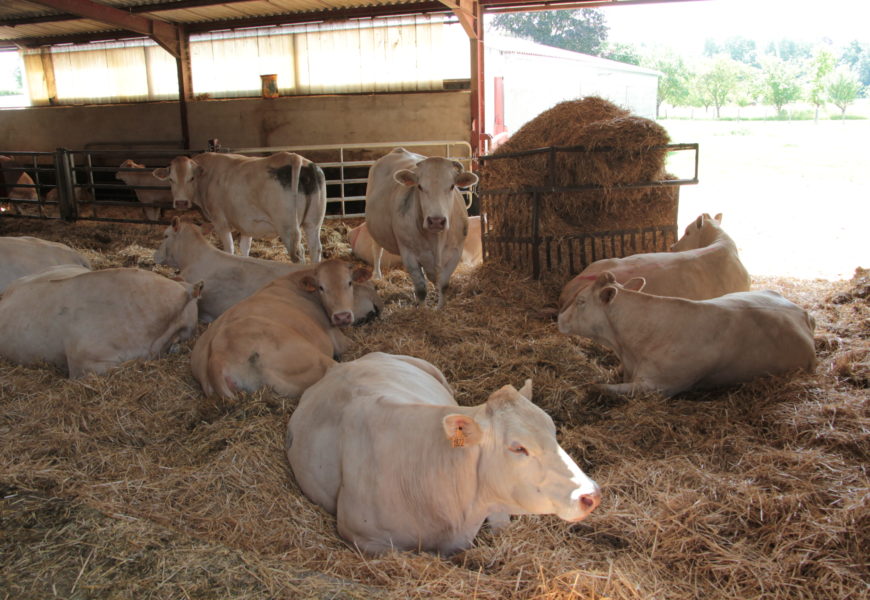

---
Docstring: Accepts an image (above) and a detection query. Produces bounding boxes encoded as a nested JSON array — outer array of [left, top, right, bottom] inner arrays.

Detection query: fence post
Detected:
[[54, 148, 77, 221]]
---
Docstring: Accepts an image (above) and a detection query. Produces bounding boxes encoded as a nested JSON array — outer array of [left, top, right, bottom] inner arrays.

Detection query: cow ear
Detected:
[[518, 379, 533, 400], [713, 213, 723, 223], [455, 171, 479, 189], [351, 266, 372, 284], [443, 413, 483, 448], [200, 222, 214, 235], [171, 216, 181, 231], [623, 277, 646, 292], [192, 280, 204, 299], [394, 169, 418, 187], [299, 275, 318, 293], [599, 285, 618, 304], [695, 214, 705, 229], [595, 271, 616, 286], [152, 167, 170, 180]]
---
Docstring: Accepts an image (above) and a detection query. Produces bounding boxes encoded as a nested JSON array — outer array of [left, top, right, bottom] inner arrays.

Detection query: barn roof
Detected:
[[0, 0, 699, 50]]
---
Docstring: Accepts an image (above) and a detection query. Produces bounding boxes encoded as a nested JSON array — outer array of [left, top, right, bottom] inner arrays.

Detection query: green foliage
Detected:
[[602, 42, 641, 65], [698, 56, 741, 118], [491, 8, 609, 56], [826, 67, 862, 117], [840, 40, 870, 90], [705, 36, 759, 67], [641, 49, 692, 116], [765, 38, 813, 63], [808, 48, 836, 119], [760, 56, 802, 113]]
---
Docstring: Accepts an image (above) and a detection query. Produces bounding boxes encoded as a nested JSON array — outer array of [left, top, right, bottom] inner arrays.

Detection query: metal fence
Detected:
[[0, 140, 473, 224]]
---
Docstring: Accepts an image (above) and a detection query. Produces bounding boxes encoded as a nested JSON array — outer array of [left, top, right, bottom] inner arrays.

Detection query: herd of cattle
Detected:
[[0, 146, 817, 555]]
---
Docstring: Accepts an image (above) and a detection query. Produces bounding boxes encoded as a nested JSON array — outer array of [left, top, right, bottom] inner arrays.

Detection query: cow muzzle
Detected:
[[571, 487, 602, 521], [331, 311, 354, 327], [174, 200, 191, 210], [425, 216, 447, 231]]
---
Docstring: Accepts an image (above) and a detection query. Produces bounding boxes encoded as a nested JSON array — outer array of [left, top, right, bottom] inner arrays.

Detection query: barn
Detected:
[[1, 1, 868, 599]]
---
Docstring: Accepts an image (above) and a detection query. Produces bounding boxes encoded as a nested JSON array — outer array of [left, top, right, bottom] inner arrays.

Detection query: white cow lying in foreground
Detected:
[[155, 218, 382, 323], [558, 272, 816, 397], [559, 213, 750, 309], [286, 352, 601, 555], [0, 236, 91, 294], [364, 147, 478, 308], [191, 259, 370, 399], [0, 268, 201, 377]]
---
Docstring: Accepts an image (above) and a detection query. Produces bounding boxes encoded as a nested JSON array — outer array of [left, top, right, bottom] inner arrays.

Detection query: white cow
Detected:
[[286, 352, 601, 555], [116, 159, 173, 221], [153, 152, 325, 261], [559, 213, 750, 309], [0, 236, 91, 294], [558, 272, 817, 397], [154, 218, 382, 323], [364, 148, 478, 308], [0, 268, 201, 377]]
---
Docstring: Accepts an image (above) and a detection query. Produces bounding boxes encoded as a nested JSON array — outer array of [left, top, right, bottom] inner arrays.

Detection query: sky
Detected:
[[602, 0, 870, 55]]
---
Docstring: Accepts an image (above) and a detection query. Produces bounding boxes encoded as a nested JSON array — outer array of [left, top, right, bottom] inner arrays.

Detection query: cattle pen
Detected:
[[1, 216, 867, 600]]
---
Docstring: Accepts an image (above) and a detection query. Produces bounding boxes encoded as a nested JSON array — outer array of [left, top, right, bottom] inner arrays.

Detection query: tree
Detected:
[[723, 36, 759, 67], [491, 8, 608, 56], [827, 67, 862, 119], [808, 49, 836, 122], [697, 56, 740, 118], [840, 40, 870, 90], [760, 57, 802, 115], [766, 38, 813, 63], [602, 42, 641, 66], [642, 49, 692, 117]]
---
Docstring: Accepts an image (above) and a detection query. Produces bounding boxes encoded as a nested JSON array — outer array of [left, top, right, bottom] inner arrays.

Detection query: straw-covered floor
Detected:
[[1, 218, 867, 600]]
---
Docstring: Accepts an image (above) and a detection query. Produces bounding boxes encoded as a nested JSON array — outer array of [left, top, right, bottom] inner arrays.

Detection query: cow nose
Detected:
[[332, 311, 353, 327], [425, 216, 447, 231], [579, 489, 602, 513], [175, 200, 190, 210]]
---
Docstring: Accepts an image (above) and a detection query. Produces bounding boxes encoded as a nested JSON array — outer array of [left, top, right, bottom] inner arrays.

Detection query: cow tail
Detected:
[[206, 352, 236, 399]]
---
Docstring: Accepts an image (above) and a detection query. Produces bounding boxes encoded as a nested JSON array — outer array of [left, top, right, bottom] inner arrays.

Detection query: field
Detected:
[[1, 118, 868, 599]]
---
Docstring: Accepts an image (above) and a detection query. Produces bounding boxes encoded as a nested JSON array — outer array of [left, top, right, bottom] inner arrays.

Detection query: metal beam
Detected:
[[25, 0, 183, 57], [0, 0, 252, 27]]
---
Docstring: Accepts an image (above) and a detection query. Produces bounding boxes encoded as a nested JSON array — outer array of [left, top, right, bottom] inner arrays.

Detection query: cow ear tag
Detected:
[[451, 427, 465, 448]]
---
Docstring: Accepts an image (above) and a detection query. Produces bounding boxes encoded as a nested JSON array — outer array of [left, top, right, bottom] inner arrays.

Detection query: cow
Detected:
[[286, 352, 601, 555], [1, 155, 38, 213], [191, 258, 370, 399], [0, 268, 201, 378], [557, 272, 817, 397], [153, 152, 326, 261], [364, 147, 478, 308], [44, 186, 94, 218], [116, 159, 173, 221], [559, 213, 750, 310], [155, 218, 382, 323], [349, 215, 483, 270], [0, 236, 91, 294]]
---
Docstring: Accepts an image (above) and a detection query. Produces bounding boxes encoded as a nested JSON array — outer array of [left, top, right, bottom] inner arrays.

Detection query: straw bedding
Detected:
[[1, 218, 867, 600]]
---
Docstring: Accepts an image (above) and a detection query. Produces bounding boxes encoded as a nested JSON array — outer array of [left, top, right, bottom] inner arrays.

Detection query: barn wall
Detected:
[[0, 91, 471, 152]]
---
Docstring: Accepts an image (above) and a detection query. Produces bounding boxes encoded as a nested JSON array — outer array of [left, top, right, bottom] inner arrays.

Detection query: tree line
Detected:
[[492, 9, 869, 120]]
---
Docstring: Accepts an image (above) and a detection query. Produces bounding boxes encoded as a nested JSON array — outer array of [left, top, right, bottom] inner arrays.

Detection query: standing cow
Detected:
[[286, 352, 601, 555], [116, 159, 173, 221], [153, 152, 325, 261], [0, 268, 201, 378], [0, 236, 91, 294], [558, 272, 817, 397], [364, 148, 478, 308], [191, 259, 370, 399], [559, 213, 750, 309]]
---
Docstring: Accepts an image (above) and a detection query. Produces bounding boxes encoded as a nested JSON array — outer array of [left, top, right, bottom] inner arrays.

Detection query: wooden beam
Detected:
[[26, 0, 183, 57]]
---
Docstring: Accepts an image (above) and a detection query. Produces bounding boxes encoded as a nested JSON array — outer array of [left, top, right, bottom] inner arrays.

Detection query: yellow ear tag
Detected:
[[451, 428, 465, 448]]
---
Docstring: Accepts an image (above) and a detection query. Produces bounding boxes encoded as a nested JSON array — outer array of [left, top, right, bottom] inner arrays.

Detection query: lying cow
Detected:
[[1, 155, 38, 213], [116, 159, 173, 221], [350, 215, 483, 270], [558, 272, 817, 397], [0, 236, 91, 294], [286, 352, 601, 555], [153, 152, 326, 261], [191, 259, 370, 399], [155, 218, 382, 323], [559, 213, 750, 309], [364, 147, 478, 308], [0, 268, 201, 377]]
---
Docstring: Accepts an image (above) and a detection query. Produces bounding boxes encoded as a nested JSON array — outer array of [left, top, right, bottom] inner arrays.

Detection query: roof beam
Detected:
[[25, 0, 184, 57]]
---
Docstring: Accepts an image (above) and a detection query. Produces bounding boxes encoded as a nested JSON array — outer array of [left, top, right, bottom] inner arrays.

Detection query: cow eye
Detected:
[[417, 184, 424, 192], [509, 443, 529, 456], [318, 285, 325, 292]]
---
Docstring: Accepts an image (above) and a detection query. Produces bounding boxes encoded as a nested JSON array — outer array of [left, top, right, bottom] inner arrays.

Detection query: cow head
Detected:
[[154, 217, 205, 268], [116, 159, 143, 182], [558, 272, 645, 337], [300, 259, 372, 327], [443, 380, 601, 523], [153, 156, 200, 210], [671, 212, 724, 251], [394, 157, 478, 233]]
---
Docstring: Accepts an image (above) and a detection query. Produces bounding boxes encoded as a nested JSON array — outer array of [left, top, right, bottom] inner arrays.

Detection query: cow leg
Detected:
[[303, 220, 322, 263], [239, 235, 253, 257], [218, 229, 235, 254], [400, 250, 428, 303], [590, 381, 664, 397], [373, 245, 384, 279], [434, 248, 462, 309], [280, 225, 304, 262]]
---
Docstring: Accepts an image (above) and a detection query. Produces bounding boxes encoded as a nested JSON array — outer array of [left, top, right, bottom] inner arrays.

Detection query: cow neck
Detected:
[[179, 231, 212, 268], [601, 290, 681, 370], [281, 269, 337, 329]]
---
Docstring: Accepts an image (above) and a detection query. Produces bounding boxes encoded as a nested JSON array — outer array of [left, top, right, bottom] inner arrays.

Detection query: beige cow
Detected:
[[154, 218, 382, 323], [0, 236, 91, 294], [364, 147, 478, 308], [191, 259, 370, 399], [559, 213, 750, 309], [116, 159, 173, 221], [349, 215, 483, 269], [153, 152, 326, 260], [0, 268, 201, 378], [286, 352, 601, 555], [1, 155, 38, 214], [558, 272, 817, 397]]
